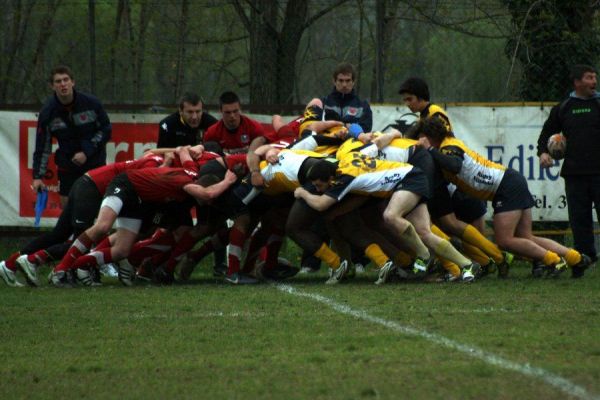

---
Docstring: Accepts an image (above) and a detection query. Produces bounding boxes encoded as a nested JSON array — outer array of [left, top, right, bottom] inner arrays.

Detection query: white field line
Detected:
[[276, 283, 599, 400]]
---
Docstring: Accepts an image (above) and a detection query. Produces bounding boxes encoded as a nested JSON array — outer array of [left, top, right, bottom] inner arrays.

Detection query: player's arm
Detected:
[[247, 136, 269, 187], [183, 170, 237, 201], [294, 188, 338, 212], [372, 129, 402, 150], [302, 120, 344, 133], [32, 113, 51, 192], [419, 137, 463, 174]]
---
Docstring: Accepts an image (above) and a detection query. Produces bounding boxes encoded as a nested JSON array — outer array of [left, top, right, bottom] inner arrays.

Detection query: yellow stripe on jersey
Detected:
[[424, 104, 453, 133], [334, 152, 414, 199], [260, 149, 325, 195], [440, 137, 506, 201], [336, 135, 417, 163]]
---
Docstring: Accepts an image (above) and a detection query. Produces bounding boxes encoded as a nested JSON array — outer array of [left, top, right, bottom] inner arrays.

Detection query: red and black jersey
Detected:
[[87, 154, 164, 193], [203, 116, 268, 153], [125, 167, 197, 203]]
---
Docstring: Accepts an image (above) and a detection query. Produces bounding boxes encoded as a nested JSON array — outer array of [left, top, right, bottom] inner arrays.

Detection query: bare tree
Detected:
[[232, 0, 349, 106]]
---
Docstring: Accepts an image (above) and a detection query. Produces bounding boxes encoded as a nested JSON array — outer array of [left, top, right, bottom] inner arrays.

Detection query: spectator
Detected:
[[322, 62, 372, 132], [537, 64, 600, 277], [157, 92, 217, 148], [32, 65, 111, 208]]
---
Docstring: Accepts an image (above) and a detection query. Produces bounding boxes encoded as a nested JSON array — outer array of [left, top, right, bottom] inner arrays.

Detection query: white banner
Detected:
[[0, 105, 565, 227]]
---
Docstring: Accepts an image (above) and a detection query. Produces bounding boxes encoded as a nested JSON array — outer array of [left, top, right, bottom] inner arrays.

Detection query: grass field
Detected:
[[1, 236, 600, 400]]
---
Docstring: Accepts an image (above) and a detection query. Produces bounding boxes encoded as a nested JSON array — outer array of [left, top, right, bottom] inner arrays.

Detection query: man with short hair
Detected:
[[157, 92, 217, 148], [538, 64, 600, 277], [322, 62, 372, 132], [398, 76, 452, 137], [32, 65, 111, 208], [203, 91, 268, 154]]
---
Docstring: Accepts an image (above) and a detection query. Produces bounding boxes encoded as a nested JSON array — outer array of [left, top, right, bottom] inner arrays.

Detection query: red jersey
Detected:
[[203, 115, 266, 154], [275, 116, 303, 142], [87, 155, 164, 193], [126, 167, 197, 203]]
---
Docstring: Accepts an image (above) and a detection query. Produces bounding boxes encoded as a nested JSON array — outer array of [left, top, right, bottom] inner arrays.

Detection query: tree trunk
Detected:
[[134, 1, 153, 102], [27, 0, 61, 103], [0, 0, 33, 103], [173, 0, 189, 101], [110, 0, 125, 101]]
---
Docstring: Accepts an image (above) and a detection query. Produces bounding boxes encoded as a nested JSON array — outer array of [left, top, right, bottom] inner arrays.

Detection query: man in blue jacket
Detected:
[[321, 62, 372, 132], [32, 65, 112, 208]]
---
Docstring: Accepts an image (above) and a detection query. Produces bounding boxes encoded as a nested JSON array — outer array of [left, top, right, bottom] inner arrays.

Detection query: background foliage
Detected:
[[1, 0, 599, 109]]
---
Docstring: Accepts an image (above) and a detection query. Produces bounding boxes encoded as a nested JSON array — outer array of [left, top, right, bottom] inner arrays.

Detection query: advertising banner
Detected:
[[0, 105, 565, 227]]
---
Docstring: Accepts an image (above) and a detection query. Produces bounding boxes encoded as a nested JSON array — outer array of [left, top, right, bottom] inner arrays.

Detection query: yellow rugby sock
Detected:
[[542, 251, 561, 266], [461, 224, 503, 264], [314, 243, 340, 269], [393, 251, 413, 268], [564, 249, 582, 266], [462, 242, 491, 266], [365, 243, 389, 268], [434, 239, 470, 268], [431, 224, 450, 240], [439, 258, 461, 278], [401, 224, 429, 259]]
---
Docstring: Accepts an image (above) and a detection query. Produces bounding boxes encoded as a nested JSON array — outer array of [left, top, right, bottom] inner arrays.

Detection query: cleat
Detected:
[[497, 251, 514, 278], [548, 257, 568, 278], [572, 254, 593, 279], [16, 255, 39, 287], [354, 263, 366, 274], [225, 272, 259, 285], [99, 263, 119, 278], [412, 257, 430, 277], [177, 255, 197, 281], [0, 261, 24, 287], [213, 263, 228, 278], [325, 260, 349, 285], [375, 260, 396, 285], [531, 261, 547, 278], [258, 263, 299, 281], [153, 266, 174, 285], [299, 266, 319, 274], [460, 262, 480, 283], [136, 258, 155, 282], [76, 268, 99, 286], [118, 260, 136, 286], [48, 270, 74, 288]]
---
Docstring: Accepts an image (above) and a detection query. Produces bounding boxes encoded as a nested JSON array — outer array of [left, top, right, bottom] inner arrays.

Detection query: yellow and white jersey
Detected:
[[336, 135, 417, 163], [422, 103, 453, 133], [260, 149, 325, 195], [328, 152, 414, 200], [440, 137, 506, 201]]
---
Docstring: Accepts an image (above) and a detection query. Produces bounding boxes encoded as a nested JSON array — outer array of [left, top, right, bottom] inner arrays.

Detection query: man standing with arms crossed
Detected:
[[32, 65, 111, 208], [538, 64, 600, 278]]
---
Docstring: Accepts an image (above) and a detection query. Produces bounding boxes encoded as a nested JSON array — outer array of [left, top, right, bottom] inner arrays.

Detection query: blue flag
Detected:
[[34, 189, 48, 228]]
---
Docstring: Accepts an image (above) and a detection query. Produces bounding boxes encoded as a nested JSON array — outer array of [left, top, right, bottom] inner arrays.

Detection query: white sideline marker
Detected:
[[276, 284, 599, 400]]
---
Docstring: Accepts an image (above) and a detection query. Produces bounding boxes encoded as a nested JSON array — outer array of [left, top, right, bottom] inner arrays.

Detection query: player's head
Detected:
[[219, 91, 242, 130], [178, 92, 204, 128], [49, 65, 75, 103], [570, 64, 597, 98], [307, 159, 338, 193], [332, 62, 356, 95], [399, 77, 430, 113], [413, 117, 449, 147]]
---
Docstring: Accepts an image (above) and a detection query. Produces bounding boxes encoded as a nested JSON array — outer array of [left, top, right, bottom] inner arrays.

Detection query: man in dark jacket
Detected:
[[32, 65, 111, 208], [538, 64, 600, 277], [321, 62, 373, 132], [157, 92, 217, 148]]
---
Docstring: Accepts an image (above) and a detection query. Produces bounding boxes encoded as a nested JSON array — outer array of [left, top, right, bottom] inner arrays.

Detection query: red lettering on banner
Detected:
[[19, 121, 158, 218]]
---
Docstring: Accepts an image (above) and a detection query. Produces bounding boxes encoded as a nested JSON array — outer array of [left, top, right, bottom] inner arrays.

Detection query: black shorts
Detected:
[[69, 175, 103, 232], [452, 189, 487, 223], [427, 183, 454, 219], [393, 167, 430, 201], [492, 169, 535, 214], [58, 169, 86, 197], [152, 200, 194, 229], [104, 173, 151, 220]]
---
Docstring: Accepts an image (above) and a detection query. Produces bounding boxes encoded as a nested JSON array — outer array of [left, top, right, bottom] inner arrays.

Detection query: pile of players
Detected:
[[0, 72, 593, 288]]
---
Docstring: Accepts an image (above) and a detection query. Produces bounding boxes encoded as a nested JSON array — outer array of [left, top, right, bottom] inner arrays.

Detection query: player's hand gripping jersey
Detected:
[[259, 149, 327, 195]]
